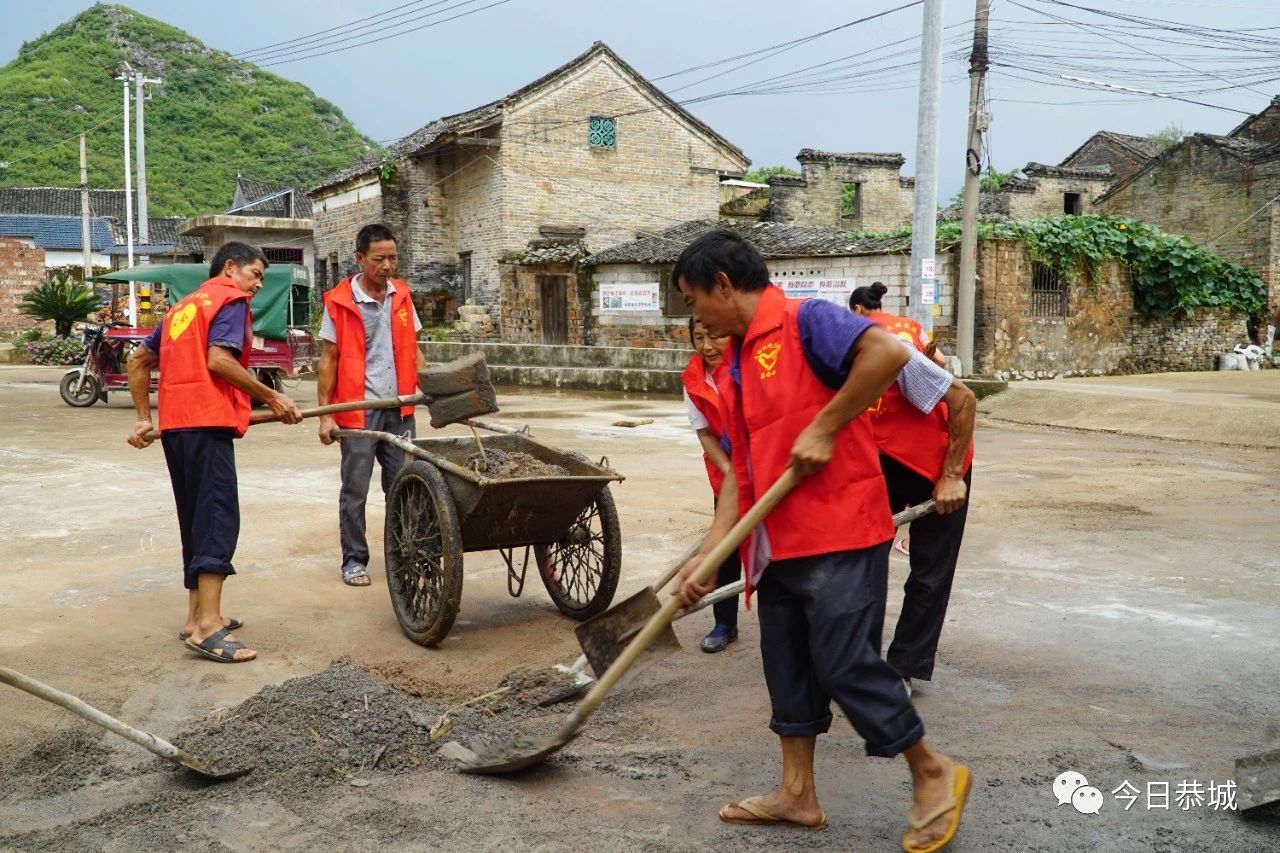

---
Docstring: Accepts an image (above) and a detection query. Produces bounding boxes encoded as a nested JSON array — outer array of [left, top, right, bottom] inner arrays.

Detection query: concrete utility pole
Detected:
[[956, 0, 990, 376], [134, 75, 162, 264], [115, 64, 136, 323], [79, 134, 91, 278], [908, 0, 944, 335]]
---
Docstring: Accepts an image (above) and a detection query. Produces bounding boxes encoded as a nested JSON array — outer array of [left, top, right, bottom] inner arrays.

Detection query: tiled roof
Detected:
[[0, 214, 113, 250], [938, 192, 1012, 222], [796, 149, 905, 168], [1023, 162, 1113, 180], [231, 175, 314, 218], [0, 187, 201, 252], [519, 239, 589, 265], [583, 220, 919, 266], [313, 41, 749, 194], [1194, 132, 1277, 159]]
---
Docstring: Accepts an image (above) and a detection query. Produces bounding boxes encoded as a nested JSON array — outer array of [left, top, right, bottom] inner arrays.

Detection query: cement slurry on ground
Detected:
[[0, 365, 1277, 851]]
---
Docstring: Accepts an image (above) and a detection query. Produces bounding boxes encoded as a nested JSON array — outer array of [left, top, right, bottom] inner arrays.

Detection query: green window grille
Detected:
[[588, 116, 616, 149]]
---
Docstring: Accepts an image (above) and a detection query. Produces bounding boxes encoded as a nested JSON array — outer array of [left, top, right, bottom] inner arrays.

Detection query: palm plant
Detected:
[[19, 275, 102, 337]]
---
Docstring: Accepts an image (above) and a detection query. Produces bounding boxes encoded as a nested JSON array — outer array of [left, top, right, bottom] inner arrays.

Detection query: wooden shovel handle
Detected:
[[0, 664, 191, 765], [139, 393, 428, 442], [559, 469, 800, 736]]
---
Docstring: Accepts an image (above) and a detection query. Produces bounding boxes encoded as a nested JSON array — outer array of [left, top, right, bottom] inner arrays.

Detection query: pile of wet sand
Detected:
[[465, 448, 568, 478]]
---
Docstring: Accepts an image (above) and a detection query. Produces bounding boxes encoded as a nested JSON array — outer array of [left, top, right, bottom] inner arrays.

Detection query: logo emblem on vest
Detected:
[[168, 303, 197, 341], [396, 307, 410, 326], [754, 342, 781, 379]]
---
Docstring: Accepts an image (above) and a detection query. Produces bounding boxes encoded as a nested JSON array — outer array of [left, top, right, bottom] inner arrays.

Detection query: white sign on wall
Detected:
[[599, 283, 660, 312], [921, 277, 937, 305], [775, 278, 855, 306]]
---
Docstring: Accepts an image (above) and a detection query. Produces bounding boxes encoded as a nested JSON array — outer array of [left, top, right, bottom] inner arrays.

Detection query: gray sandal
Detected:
[[185, 627, 254, 663], [342, 565, 371, 586]]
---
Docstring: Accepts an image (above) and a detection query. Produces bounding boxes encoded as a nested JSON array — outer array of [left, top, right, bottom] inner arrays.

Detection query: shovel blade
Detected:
[[1236, 747, 1280, 811], [178, 751, 254, 782], [442, 731, 576, 775], [574, 587, 681, 679]]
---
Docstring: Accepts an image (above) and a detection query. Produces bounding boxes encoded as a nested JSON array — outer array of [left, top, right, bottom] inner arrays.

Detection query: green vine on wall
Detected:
[[845, 215, 1267, 319]]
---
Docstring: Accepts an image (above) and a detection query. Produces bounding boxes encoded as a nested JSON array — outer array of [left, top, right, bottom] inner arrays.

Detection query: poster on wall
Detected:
[[775, 277, 855, 306], [599, 283, 660, 312]]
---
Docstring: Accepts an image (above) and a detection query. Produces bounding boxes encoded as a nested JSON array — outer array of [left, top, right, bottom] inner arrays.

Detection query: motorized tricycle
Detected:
[[60, 262, 316, 407]]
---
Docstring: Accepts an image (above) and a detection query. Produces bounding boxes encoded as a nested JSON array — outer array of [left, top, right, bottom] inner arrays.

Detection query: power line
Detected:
[[236, 0, 446, 59]]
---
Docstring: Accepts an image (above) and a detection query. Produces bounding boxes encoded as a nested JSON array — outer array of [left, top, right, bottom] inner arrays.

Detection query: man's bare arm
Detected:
[[933, 379, 976, 513], [696, 428, 732, 477], [207, 346, 302, 423], [672, 467, 740, 608], [125, 345, 158, 448]]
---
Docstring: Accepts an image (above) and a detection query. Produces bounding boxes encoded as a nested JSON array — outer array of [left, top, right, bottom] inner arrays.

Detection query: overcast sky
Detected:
[[3, 0, 1278, 198]]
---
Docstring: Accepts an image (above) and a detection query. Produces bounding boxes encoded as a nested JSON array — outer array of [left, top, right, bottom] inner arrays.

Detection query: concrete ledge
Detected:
[[490, 364, 683, 394], [420, 340, 692, 372], [963, 378, 1008, 400]]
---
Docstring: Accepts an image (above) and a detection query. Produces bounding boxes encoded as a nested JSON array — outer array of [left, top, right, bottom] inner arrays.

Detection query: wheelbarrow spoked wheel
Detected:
[[536, 486, 622, 620], [384, 460, 464, 646]]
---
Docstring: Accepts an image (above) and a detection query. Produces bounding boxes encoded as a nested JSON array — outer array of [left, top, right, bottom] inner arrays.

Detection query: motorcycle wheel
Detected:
[[59, 371, 100, 407]]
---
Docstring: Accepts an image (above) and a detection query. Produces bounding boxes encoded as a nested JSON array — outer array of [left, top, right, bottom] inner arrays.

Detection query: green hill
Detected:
[[0, 4, 379, 216]]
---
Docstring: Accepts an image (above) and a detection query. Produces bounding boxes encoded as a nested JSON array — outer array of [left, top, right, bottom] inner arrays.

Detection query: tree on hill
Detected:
[[744, 165, 801, 184], [0, 4, 378, 215]]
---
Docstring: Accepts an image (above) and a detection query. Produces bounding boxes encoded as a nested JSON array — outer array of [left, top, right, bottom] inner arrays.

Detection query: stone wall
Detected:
[[1060, 136, 1148, 184], [1099, 139, 1280, 310], [587, 252, 958, 349], [0, 237, 46, 335], [311, 178, 384, 292], [770, 151, 914, 232], [1005, 172, 1114, 218], [500, 261, 592, 346], [974, 238, 1247, 377]]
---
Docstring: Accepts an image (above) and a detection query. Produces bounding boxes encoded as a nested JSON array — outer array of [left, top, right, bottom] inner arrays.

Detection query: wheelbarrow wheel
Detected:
[[536, 486, 622, 620], [384, 460, 464, 647]]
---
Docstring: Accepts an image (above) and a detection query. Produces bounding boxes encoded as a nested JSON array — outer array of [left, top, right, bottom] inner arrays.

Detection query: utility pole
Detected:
[[115, 64, 136, 323], [956, 0, 990, 376], [908, 0, 944, 335], [79, 134, 92, 279], [134, 74, 162, 263]]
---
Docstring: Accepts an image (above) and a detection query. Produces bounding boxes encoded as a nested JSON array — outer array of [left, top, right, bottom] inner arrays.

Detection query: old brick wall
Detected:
[[498, 53, 747, 315], [311, 178, 384, 292], [1099, 141, 1280, 311], [1060, 137, 1147, 184], [500, 261, 592, 345], [974, 238, 1246, 377], [587, 253, 958, 349], [0, 237, 47, 335], [1005, 174, 1114, 218], [773, 153, 913, 232]]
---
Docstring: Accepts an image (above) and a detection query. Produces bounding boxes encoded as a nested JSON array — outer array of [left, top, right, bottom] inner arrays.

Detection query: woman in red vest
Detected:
[[671, 231, 971, 851], [849, 282, 976, 696], [681, 316, 740, 652]]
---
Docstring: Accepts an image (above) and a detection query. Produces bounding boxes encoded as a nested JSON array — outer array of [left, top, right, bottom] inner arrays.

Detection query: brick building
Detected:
[[1097, 97, 1280, 316], [1058, 131, 1164, 184], [180, 175, 315, 276], [765, 149, 916, 232], [938, 162, 1114, 222], [309, 41, 750, 335], [0, 236, 47, 335]]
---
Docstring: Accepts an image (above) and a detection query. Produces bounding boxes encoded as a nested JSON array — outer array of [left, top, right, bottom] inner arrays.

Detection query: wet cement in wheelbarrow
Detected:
[[0, 661, 604, 851], [466, 447, 568, 478]]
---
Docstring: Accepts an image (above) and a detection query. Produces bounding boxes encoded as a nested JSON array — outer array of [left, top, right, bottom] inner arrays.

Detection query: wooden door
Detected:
[[539, 275, 568, 344]]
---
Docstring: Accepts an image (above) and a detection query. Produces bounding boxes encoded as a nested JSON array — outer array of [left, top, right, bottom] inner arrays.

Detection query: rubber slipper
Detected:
[[185, 627, 255, 664], [902, 764, 973, 853], [342, 565, 371, 587], [894, 539, 910, 557], [718, 799, 827, 830], [178, 617, 242, 640]]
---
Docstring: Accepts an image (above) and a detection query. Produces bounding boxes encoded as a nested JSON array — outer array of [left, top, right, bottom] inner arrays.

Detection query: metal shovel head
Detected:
[[440, 729, 579, 776], [574, 587, 681, 679], [1235, 747, 1280, 811], [178, 751, 254, 782]]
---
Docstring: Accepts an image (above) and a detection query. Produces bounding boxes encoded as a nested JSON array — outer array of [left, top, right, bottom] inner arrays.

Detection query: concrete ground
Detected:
[[1, 365, 1278, 851]]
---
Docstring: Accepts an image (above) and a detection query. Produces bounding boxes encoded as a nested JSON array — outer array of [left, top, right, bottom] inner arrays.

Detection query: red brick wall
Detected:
[[0, 237, 46, 335]]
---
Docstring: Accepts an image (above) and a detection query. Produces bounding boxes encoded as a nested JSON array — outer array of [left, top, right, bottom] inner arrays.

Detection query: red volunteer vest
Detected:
[[324, 277, 420, 428], [722, 286, 895, 602], [681, 354, 727, 496], [866, 311, 974, 483], [157, 278, 252, 437]]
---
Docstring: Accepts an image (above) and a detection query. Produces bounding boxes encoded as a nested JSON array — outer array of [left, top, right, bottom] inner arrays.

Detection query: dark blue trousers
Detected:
[[161, 429, 239, 590], [757, 542, 924, 757]]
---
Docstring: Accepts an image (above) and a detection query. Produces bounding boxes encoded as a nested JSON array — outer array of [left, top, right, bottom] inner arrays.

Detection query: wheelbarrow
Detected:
[[334, 421, 625, 647]]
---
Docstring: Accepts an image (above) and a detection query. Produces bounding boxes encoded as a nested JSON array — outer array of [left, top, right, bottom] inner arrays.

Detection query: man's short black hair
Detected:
[[209, 241, 268, 279], [671, 229, 771, 293], [687, 315, 697, 345], [356, 224, 397, 254]]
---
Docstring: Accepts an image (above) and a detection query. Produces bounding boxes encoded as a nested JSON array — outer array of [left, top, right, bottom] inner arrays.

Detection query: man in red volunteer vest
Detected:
[[126, 242, 302, 663], [681, 316, 741, 653], [317, 224, 427, 587], [849, 282, 976, 696], [672, 231, 971, 851]]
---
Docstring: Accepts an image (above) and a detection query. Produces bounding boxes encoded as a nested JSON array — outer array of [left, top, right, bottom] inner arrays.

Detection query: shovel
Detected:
[[440, 468, 801, 774], [570, 498, 938, 680], [0, 665, 251, 782]]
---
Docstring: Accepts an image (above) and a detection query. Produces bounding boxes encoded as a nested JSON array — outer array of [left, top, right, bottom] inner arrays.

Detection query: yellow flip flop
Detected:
[[902, 764, 973, 853], [719, 799, 828, 830]]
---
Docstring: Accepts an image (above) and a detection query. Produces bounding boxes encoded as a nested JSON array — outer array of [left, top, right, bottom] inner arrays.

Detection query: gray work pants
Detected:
[[339, 409, 416, 571]]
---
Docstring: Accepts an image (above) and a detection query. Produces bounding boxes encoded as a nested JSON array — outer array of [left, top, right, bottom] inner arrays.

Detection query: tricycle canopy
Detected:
[[89, 263, 310, 341]]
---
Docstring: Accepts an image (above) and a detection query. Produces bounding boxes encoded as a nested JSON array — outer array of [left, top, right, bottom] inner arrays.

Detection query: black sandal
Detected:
[[178, 617, 242, 641], [185, 627, 255, 663]]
